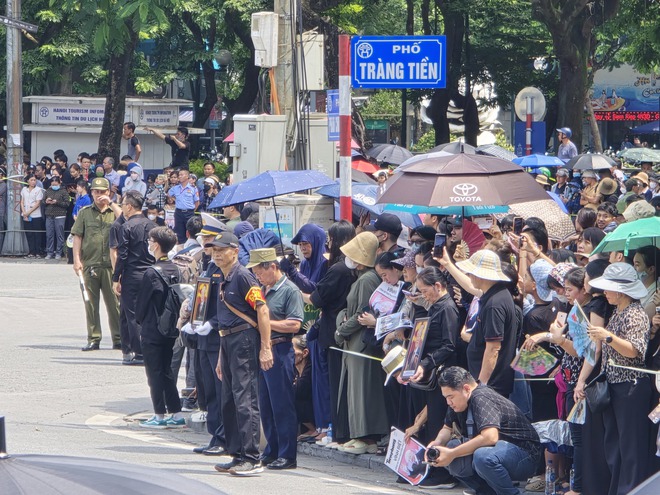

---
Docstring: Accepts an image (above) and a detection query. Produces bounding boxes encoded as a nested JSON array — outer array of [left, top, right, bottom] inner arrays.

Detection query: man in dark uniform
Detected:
[[186, 214, 228, 455], [112, 190, 156, 365], [373, 213, 405, 257], [249, 248, 304, 470], [207, 232, 273, 476], [71, 177, 122, 351]]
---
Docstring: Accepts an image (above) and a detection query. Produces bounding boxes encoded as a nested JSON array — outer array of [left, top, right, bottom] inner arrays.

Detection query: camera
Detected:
[[426, 447, 440, 462]]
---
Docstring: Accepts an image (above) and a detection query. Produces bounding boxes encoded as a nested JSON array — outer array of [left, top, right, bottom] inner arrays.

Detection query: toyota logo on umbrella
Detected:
[[453, 183, 478, 197]]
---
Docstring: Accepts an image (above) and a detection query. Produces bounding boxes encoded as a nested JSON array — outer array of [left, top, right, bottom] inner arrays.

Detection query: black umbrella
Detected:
[[429, 142, 478, 154], [476, 144, 517, 161], [365, 143, 413, 165], [565, 153, 616, 171], [0, 418, 224, 495]]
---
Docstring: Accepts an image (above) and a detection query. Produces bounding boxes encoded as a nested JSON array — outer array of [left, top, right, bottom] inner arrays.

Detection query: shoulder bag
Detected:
[[584, 371, 610, 414]]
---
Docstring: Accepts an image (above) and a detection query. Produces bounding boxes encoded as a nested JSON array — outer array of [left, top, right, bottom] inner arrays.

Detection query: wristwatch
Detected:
[[605, 334, 613, 344]]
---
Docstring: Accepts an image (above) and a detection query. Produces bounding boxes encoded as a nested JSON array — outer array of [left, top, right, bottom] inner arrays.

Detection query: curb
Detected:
[[297, 442, 390, 474]]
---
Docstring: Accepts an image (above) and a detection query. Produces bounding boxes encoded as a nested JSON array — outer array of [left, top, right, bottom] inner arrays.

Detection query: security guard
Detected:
[[71, 177, 122, 351], [207, 232, 273, 476], [249, 248, 303, 470], [167, 169, 199, 245]]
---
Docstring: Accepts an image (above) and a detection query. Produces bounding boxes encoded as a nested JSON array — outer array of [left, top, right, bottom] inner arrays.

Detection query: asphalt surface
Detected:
[[0, 259, 466, 494]]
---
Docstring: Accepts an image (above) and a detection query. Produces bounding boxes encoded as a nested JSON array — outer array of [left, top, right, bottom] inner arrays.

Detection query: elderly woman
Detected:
[[586, 262, 651, 495], [335, 231, 387, 454]]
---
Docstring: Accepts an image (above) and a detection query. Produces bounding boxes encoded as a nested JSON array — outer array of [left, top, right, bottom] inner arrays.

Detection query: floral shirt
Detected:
[[602, 302, 649, 384]]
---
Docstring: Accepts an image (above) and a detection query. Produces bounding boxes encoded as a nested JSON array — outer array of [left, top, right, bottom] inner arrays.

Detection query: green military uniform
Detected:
[[71, 200, 120, 346]]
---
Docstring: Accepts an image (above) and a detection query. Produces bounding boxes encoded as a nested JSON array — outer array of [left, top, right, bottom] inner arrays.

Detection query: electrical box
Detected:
[[251, 12, 279, 68], [297, 31, 325, 91], [232, 114, 287, 183], [257, 194, 335, 248], [302, 112, 338, 179]]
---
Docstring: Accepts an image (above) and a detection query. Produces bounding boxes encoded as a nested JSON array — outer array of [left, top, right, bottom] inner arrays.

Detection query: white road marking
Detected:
[[85, 414, 193, 450]]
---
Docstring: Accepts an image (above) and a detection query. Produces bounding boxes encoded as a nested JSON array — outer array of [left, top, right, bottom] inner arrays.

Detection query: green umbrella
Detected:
[[591, 216, 660, 256], [619, 148, 660, 163]]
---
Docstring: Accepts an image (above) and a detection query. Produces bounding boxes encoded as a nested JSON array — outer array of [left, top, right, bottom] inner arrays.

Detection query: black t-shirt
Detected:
[[583, 294, 612, 326], [165, 136, 190, 169], [216, 262, 264, 329], [445, 385, 542, 458], [466, 283, 517, 397]]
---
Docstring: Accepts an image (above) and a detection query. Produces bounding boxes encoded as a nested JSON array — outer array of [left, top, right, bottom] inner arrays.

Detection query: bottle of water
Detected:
[[569, 468, 575, 492], [327, 423, 333, 443], [516, 144, 523, 157], [545, 460, 556, 495]]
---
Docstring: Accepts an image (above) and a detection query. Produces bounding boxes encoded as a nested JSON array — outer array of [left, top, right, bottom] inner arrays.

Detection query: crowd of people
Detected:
[[3, 128, 660, 492]]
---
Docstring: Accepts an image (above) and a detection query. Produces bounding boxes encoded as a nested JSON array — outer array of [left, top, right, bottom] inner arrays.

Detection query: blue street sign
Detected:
[[351, 36, 446, 89], [327, 89, 339, 142]]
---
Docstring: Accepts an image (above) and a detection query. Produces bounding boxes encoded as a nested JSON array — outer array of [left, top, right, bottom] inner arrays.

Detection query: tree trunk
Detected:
[[555, 42, 589, 152], [584, 90, 603, 152], [97, 32, 138, 163]]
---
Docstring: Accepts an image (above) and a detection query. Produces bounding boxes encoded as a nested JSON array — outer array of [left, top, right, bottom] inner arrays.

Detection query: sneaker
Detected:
[[524, 476, 545, 492], [462, 490, 477, 495], [191, 411, 207, 423], [44, 254, 53, 260], [229, 460, 264, 476], [139, 416, 167, 429], [165, 416, 186, 428], [55, 254, 62, 260], [342, 439, 377, 455], [336, 439, 357, 452], [325, 442, 340, 449], [417, 476, 459, 489], [122, 353, 134, 364], [181, 398, 197, 412], [214, 458, 240, 473]]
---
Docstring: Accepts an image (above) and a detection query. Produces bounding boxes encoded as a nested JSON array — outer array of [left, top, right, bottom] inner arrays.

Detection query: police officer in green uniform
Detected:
[[71, 177, 122, 351]]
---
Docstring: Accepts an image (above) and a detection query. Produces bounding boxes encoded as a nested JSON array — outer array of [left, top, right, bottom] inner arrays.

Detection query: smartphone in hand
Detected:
[[433, 233, 446, 258]]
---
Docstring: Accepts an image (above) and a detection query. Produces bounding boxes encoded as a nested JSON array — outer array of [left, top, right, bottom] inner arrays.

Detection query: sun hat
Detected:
[[623, 200, 655, 222], [556, 168, 569, 177], [204, 231, 239, 249], [529, 259, 555, 302], [382, 345, 407, 385], [535, 175, 552, 186], [340, 231, 379, 267], [246, 247, 278, 268], [204, 175, 219, 185], [635, 172, 649, 186], [373, 169, 389, 179], [588, 262, 648, 300], [581, 170, 597, 179], [597, 178, 618, 196], [392, 249, 416, 269], [455, 249, 510, 282]]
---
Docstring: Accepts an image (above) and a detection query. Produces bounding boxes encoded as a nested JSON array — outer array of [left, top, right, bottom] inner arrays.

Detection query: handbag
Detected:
[[584, 371, 610, 414], [408, 365, 444, 392]]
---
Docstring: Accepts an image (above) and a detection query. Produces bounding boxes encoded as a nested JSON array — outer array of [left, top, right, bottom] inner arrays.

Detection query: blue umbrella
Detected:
[[316, 181, 422, 229], [208, 170, 335, 209], [547, 191, 568, 213], [512, 154, 565, 168]]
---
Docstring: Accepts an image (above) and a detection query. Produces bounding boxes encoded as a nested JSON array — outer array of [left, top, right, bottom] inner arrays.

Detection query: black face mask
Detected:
[[203, 184, 211, 192]]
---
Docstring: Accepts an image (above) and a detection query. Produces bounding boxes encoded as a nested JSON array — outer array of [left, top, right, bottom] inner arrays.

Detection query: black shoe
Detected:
[[125, 355, 144, 366], [214, 457, 240, 473], [203, 446, 227, 456], [122, 353, 134, 364], [229, 460, 264, 476], [418, 475, 458, 489], [258, 455, 277, 466], [112, 343, 122, 350], [266, 458, 296, 470], [81, 342, 100, 351], [193, 443, 213, 454]]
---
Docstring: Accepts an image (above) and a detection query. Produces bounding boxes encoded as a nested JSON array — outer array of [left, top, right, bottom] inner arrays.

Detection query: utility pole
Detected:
[[2, 0, 28, 255], [273, 0, 297, 168]]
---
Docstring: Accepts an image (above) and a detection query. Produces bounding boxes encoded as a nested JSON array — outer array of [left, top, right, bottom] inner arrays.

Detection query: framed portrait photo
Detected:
[[401, 318, 430, 380], [191, 277, 211, 327]]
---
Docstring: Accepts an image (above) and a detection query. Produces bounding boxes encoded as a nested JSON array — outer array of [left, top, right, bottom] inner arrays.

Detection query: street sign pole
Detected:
[[2, 0, 29, 255], [338, 35, 352, 222]]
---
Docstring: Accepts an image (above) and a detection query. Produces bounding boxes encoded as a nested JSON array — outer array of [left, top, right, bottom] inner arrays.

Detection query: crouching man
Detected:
[[426, 367, 541, 495]]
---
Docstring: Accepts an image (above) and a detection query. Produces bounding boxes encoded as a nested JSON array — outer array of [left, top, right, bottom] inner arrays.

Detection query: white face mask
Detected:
[[130, 172, 138, 180], [147, 214, 157, 221], [147, 245, 156, 257], [416, 266, 424, 274], [344, 257, 358, 270], [556, 295, 568, 303], [650, 181, 658, 190], [637, 271, 648, 282]]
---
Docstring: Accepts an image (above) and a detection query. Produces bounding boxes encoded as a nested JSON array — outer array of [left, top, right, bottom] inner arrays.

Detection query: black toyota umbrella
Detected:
[[365, 143, 413, 165], [0, 417, 225, 495]]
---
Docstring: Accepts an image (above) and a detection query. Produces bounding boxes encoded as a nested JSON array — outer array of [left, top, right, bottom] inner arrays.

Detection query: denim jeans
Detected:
[[448, 440, 539, 495], [46, 216, 65, 256]]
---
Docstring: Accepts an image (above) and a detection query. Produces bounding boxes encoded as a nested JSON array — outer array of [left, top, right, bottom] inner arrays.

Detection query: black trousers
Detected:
[[24, 217, 44, 255], [199, 347, 225, 448], [327, 345, 350, 443], [142, 339, 181, 415], [602, 377, 652, 495], [120, 275, 143, 357], [174, 209, 194, 244], [220, 329, 261, 462]]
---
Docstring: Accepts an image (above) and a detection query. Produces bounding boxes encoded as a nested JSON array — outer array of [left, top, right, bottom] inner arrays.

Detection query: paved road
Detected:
[[0, 260, 466, 494]]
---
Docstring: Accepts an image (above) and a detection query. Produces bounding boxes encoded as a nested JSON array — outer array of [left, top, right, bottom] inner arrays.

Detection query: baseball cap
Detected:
[[556, 168, 569, 177], [374, 213, 402, 237], [204, 232, 239, 248], [90, 177, 110, 190], [623, 200, 655, 222]]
